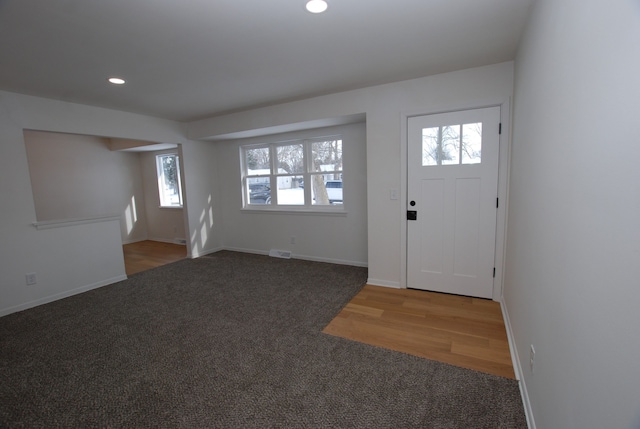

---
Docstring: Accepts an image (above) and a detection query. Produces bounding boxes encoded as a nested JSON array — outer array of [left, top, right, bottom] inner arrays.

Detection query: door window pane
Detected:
[[422, 122, 483, 166], [441, 125, 460, 165], [461, 123, 482, 164], [422, 127, 439, 166]]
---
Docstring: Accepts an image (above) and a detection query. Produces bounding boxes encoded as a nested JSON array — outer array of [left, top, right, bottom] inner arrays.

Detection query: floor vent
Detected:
[[269, 249, 292, 259]]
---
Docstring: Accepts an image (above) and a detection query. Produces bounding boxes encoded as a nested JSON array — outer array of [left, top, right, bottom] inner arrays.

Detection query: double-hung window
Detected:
[[242, 136, 343, 209]]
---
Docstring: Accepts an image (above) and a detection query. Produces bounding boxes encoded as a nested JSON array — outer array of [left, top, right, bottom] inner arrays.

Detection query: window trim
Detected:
[[241, 135, 345, 213]]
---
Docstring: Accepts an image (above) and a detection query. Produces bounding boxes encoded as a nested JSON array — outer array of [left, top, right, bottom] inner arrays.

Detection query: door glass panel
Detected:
[[422, 127, 440, 166], [441, 125, 460, 165], [422, 122, 483, 166], [461, 123, 482, 164]]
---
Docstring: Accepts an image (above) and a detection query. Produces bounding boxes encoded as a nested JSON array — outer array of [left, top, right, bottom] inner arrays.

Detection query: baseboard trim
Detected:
[[291, 253, 367, 267], [146, 237, 187, 245], [366, 278, 401, 289], [0, 275, 128, 317], [191, 245, 224, 259], [500, 299, 536, 429], [220, 247, 367, 267]]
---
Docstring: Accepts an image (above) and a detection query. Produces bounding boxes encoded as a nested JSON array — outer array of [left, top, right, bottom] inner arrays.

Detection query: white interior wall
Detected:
[[216, 122, 367, 266], [0, 91, 210, 316], [180, 139, 223, 258], [507, 0, 640, 427], [140, 149, 187, 244], [188, 62, 514, 288], [23, 130, 149, 244]]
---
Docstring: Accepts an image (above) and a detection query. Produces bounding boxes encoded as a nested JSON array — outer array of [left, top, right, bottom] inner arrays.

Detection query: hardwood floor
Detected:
[[323, 284, 516, 379], [122, 240, 187, 276]]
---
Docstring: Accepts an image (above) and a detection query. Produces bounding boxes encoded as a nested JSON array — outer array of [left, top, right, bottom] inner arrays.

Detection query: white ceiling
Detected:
[[0, 0, 533, 123]]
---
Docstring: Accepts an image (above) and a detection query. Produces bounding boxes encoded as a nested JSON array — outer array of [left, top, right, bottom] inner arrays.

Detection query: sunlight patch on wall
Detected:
[[191, 194, 215, 257], [124, 195, 138, 234], [207, 195, 214, 228]]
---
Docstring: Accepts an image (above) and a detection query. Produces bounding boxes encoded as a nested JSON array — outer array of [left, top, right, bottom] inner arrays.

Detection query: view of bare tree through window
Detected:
[[277, 144, 304, 174], [246, 147, 270, 170], [242, 137, 343, 207], [422, 123, 482, 166], [311, 139, 341, 205], [156, 154, 183, 207]]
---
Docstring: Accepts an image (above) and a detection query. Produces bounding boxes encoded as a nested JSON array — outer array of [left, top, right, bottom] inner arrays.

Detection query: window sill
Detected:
[[32, 214, 121, 230], [158, 206, 183, 210], [241, 206, 347, 216]]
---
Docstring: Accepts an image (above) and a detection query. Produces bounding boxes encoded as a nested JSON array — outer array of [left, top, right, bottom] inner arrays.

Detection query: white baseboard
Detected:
[[222, 246, 268, 257], [366, 278, 401, 289], [190, 245, 224, 258], [500, 299, 536, 429], [121, 237, 147, 245], [220, 246, 367, 267], [0, 274, 128, 317], [147, 237, 187, 245], [292, 253, 367, 267]]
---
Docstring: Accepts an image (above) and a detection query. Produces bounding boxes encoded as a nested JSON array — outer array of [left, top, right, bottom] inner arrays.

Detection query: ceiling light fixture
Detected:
[[305, 0, 328, 13], [107, 77, 126, 85]]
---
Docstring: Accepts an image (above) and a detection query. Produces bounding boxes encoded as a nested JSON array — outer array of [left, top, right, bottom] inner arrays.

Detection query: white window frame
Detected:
[[156, 153, 183, 208], [241, 136, 344, 212]]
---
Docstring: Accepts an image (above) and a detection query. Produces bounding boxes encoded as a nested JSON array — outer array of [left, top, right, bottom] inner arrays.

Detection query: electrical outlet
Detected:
[[529, 344, 536, 373], [290, 236, 296, 245], [26, 272, 37, 285]]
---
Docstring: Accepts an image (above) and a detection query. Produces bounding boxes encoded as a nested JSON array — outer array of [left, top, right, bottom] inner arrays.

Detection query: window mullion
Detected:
[[437, 126, 443, 166], [270, 143, 278, 205], [303, 140, 311, 206], [458, 124, 463, 165]]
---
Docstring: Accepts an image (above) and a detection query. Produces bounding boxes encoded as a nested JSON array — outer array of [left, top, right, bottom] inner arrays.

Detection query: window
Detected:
[[156, 153, 183, 207], [422, 123, 482, 166], [242, 137, 343, 209]]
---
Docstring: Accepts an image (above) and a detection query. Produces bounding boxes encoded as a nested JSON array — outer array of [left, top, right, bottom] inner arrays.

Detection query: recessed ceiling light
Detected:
[[306, 0, 328, 13], [107, 77, 126, 85]]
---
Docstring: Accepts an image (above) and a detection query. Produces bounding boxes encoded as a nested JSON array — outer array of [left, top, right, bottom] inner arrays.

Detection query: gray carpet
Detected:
[[0, 251, 527, 428]]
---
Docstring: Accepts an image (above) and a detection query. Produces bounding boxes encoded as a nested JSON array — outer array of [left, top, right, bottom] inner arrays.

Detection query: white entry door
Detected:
[[407, 107, 500, 299]]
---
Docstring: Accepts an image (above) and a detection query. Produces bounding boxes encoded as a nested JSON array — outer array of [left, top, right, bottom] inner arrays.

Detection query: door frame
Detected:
[[399, 99, 511, 301]]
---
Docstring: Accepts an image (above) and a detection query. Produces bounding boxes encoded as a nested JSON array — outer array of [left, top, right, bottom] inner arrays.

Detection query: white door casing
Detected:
[[407, 106, 500, 299]]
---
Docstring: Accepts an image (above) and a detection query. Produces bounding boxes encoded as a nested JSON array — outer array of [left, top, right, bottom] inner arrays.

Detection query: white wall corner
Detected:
[[500, 300, 536, 429]]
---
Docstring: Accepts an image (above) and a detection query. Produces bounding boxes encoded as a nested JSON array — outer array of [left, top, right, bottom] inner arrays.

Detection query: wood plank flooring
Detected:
[[122, 240, 187, 276], [323, 284, 516, 379]]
